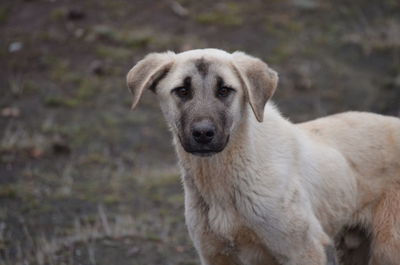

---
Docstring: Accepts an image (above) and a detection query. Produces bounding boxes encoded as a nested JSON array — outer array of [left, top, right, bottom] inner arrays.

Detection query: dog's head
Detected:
[[127, 49, 278, 157]]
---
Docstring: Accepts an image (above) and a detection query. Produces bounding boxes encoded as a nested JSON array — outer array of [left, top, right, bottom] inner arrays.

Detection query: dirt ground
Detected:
[[1, 0, 399, 264]]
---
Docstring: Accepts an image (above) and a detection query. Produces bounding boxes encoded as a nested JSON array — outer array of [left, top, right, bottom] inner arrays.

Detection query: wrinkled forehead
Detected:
[[160, 53, 242, 91]]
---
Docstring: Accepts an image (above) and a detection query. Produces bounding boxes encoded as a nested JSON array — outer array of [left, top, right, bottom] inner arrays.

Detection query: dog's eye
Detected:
[[217, 86, 233, 98], [173, 87, 190, 98]]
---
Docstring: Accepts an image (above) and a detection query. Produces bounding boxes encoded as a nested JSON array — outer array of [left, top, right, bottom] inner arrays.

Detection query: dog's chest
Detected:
[[207, 199, 239, 239], [187, 161, 279, 264], [191, 166, 241, 238]]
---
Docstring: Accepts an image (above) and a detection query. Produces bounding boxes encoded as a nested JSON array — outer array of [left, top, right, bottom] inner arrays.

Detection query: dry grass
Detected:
[[4, 206, 159, 265]]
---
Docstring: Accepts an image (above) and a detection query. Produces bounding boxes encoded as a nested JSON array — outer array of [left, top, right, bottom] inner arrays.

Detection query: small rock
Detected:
[[67, 8, 85, 20], [74, 249, 82, 257], [29, 148, 44, 159], [291, 0, 319, 9], [74, 28, 85, 38], [9, 42, 23, 53], [1, 107, 20, 118], [170, 0, 189, 17], [393, 74, 400, 87], [126, 246, 140, 257], [292, 68, 313, 91], [52, 136, 71, 155], [175, 245, 185, 253], [90, 60, 105, 76]]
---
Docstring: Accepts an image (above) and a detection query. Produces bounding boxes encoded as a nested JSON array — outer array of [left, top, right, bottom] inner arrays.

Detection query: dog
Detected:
[[126, 48, 400, 265]]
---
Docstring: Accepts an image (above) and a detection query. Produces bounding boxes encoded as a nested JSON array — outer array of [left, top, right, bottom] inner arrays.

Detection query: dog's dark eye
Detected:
[[174, 87, 190, 98], [217, 86, 233, 98]]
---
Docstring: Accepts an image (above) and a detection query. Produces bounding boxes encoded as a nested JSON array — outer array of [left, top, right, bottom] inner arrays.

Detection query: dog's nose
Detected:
[[192, 120, 216, 144]]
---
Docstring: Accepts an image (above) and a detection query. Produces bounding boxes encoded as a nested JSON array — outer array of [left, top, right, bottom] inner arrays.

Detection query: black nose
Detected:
[[192, 120, 216, 144]]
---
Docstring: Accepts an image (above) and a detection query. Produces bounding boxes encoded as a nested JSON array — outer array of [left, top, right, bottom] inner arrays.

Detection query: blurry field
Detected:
[[1, 0, 399, 264]]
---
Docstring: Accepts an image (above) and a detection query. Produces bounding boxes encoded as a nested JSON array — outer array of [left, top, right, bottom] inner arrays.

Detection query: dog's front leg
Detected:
[[183, 176, 241, 265], [252, 209, 336, 265], [241, 187, 338, 265]]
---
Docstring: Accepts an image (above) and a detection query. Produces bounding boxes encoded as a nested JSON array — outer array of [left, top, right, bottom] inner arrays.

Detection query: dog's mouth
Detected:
[[179, 135, 230, 157]]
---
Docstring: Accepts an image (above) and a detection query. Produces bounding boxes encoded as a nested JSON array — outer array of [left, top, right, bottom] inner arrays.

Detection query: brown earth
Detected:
[[1, 0, 399, 264]]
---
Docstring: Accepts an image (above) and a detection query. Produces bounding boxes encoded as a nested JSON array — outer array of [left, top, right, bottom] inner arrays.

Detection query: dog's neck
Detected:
[[175, 103, 297, 200]]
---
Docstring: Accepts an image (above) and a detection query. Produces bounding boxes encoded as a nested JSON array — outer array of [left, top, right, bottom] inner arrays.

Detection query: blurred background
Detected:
[[1, 0, 399, 264]]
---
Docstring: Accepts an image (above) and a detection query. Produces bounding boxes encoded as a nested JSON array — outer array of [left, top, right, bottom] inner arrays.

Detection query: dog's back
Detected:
[[298, 111, 400, 183]]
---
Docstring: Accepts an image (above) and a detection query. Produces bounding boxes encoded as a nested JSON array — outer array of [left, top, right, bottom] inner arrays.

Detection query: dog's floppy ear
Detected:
[[127, 52, 175, 109], [232, 52, 278, 122]]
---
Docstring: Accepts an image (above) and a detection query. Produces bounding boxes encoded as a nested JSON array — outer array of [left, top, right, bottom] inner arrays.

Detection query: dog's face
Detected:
[[127, 49, 278, 157], [156, 53, 244, 156]]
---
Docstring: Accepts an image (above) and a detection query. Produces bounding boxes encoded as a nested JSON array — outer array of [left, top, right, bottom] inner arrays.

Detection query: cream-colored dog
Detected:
[[127, 49, 400, 265]]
